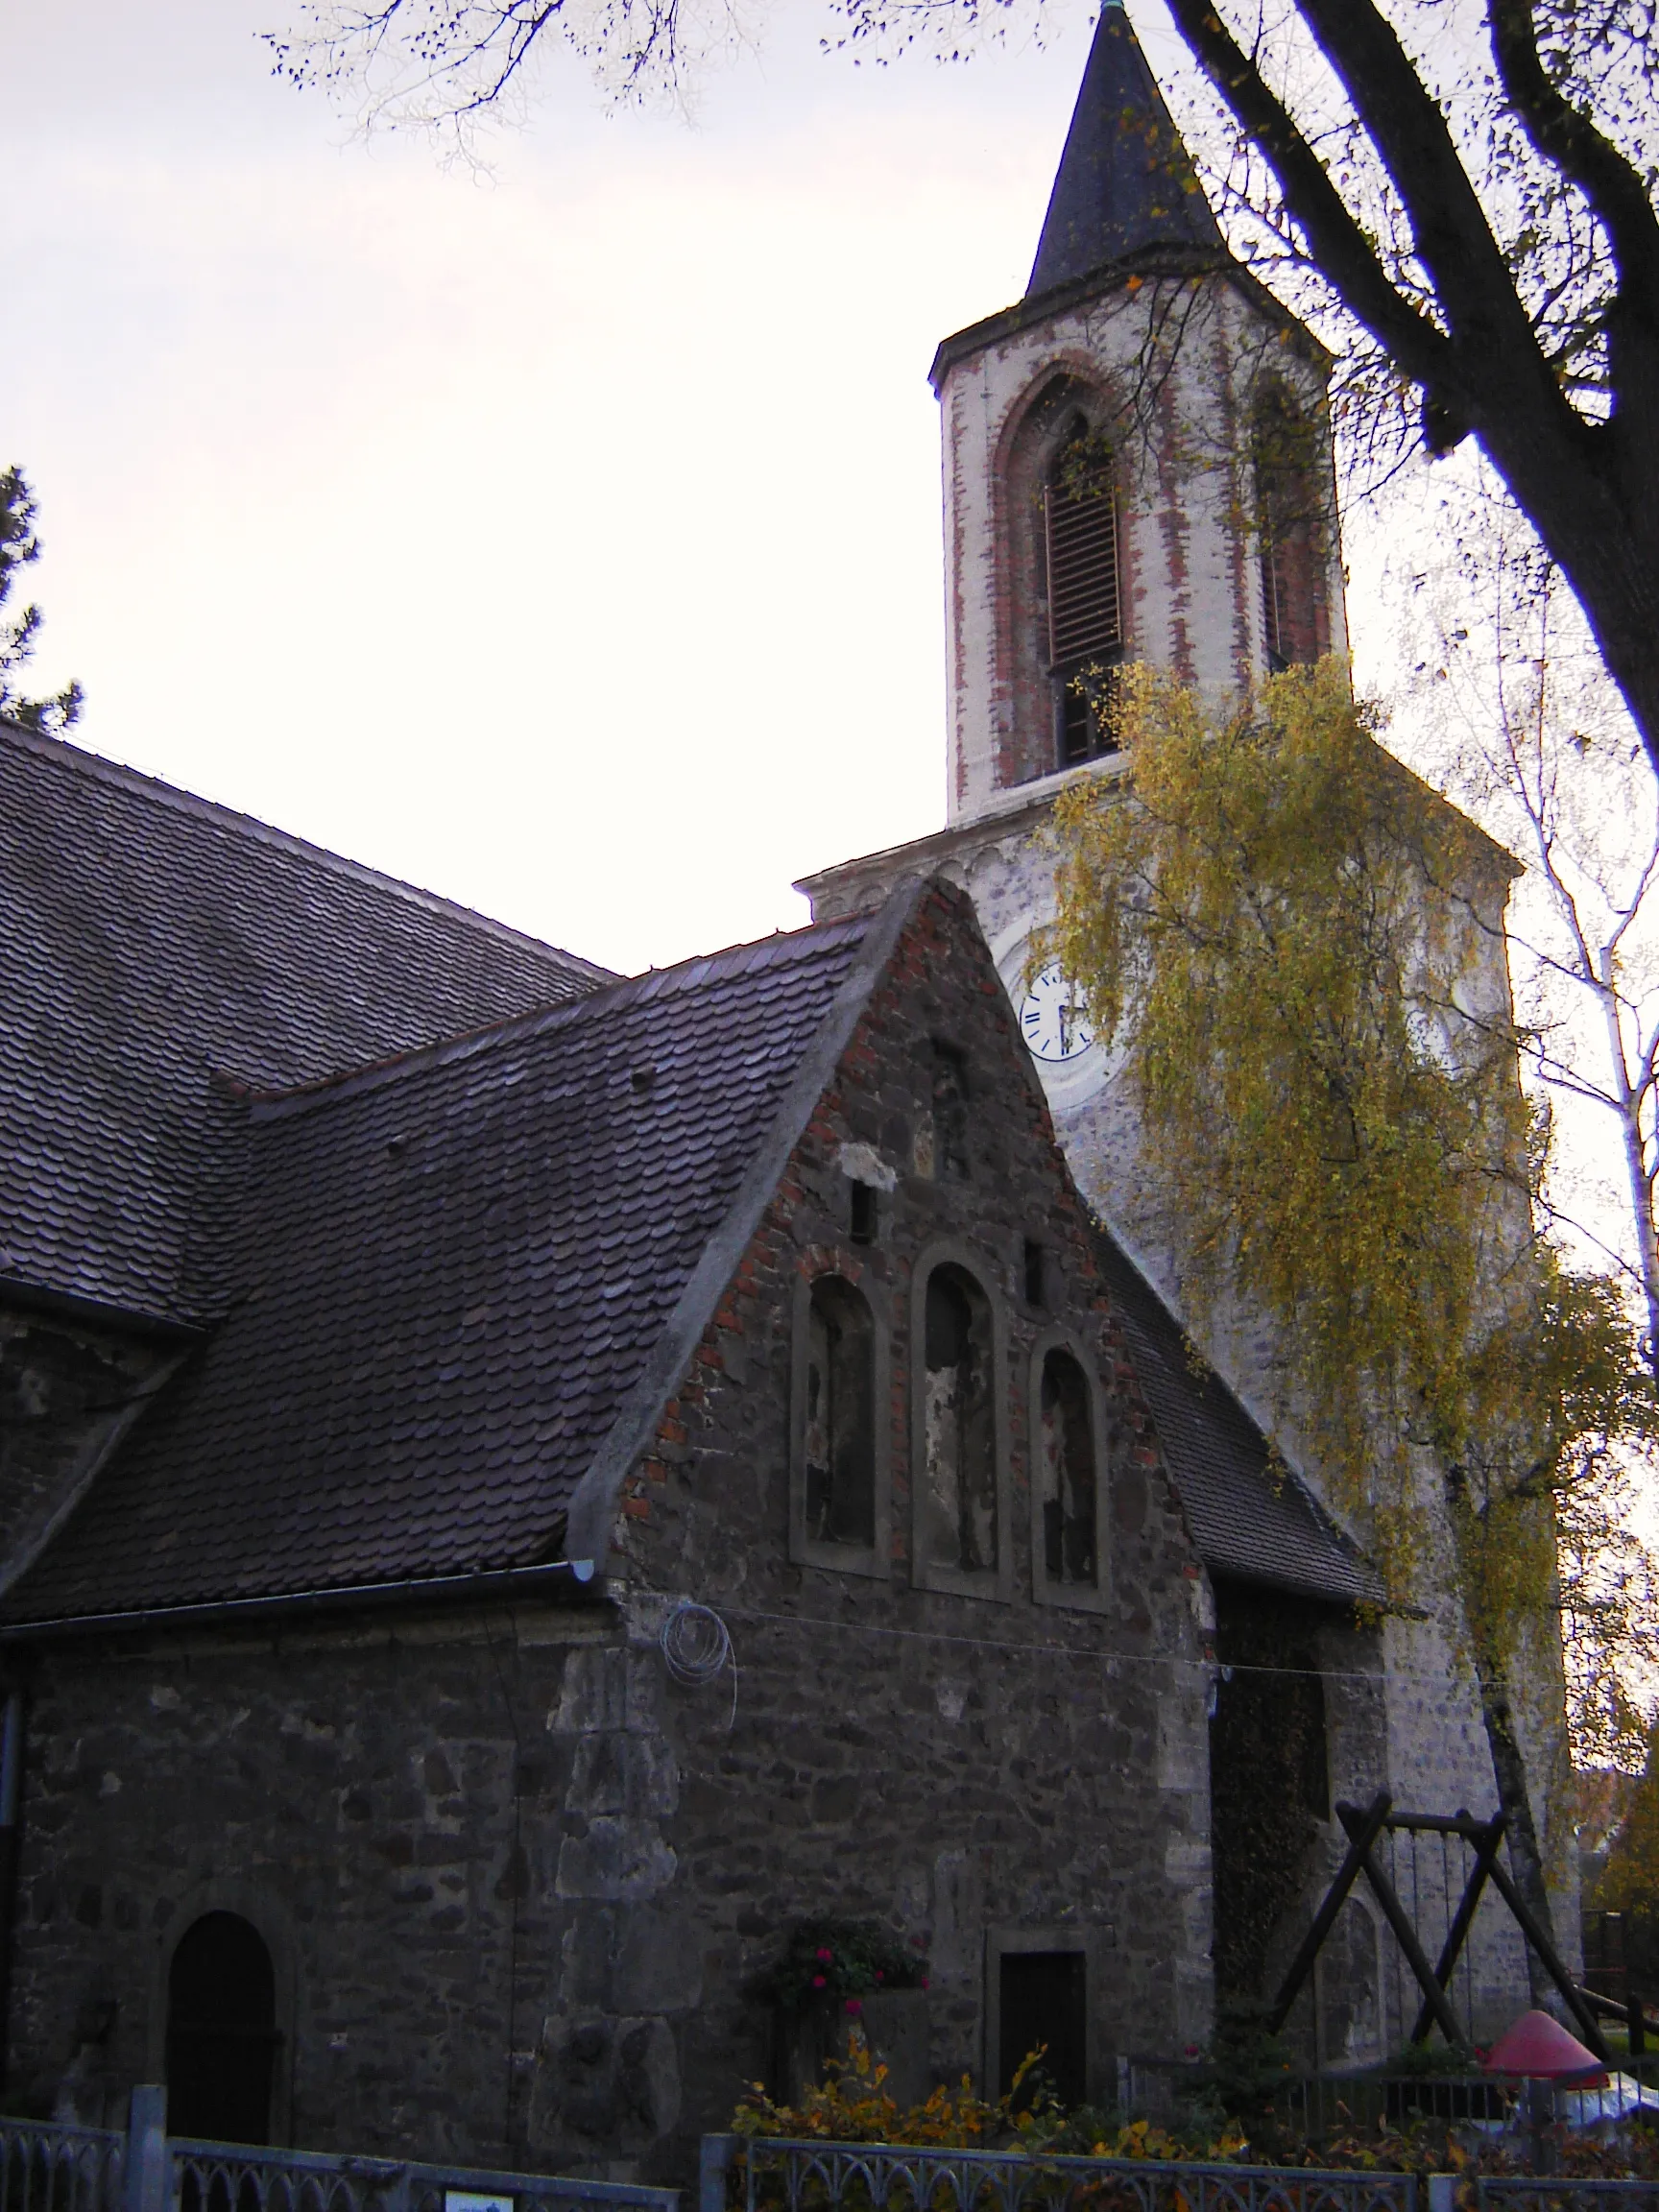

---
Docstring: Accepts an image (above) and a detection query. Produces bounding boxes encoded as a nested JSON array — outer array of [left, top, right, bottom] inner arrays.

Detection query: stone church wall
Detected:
[[4, 886, 1213, 2181], [946, 821, 1563, 2047], [807, 806, 1563, 2051]]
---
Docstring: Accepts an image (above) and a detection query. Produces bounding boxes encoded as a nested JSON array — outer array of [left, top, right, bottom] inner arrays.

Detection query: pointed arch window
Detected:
[[1044, 421, 1123, 768], [1252, 386, 1330, 673]]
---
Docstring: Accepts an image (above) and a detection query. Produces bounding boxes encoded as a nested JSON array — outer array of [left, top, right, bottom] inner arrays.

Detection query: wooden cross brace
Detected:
[[1265, 1791, 1613, 2064]]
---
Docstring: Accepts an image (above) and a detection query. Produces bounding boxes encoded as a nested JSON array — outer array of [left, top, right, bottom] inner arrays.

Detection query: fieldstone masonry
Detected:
[[4, 886, 1214, 2180], [0, 4, 1578, 2169]]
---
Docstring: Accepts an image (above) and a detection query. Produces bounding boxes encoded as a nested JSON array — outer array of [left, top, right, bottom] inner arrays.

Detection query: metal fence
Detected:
[[0, 2119, 125, 2212], [1473, 2184, 1659, 2210], [1117, 2068, 1659, 2144], [701, 2134, 1418, 2212], [0, 2094, 678, 2212], [166, 2140, 678, 2212]]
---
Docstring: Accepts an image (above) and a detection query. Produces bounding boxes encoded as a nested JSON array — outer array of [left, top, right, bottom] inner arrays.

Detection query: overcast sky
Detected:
[[2, 0, 1209, 977]]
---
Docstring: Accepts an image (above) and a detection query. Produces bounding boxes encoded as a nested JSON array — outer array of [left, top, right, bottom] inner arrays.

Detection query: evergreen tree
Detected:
[[1, 468, 83, 737]]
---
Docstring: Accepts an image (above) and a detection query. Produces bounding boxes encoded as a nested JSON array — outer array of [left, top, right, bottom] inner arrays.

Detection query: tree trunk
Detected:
[[1158, 0, 1659, 786], [1480, 422, 1659, 796], [1465, 1615, 1560, 2009], [1592, 950, 1659, 1379]]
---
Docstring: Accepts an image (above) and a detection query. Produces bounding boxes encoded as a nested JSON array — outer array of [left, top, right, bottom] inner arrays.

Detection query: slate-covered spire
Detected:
[[1027, 0, 1223, 298]]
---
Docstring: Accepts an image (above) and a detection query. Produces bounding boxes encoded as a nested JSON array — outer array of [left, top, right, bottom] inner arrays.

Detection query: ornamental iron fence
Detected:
[[1473, 2184, 1659, 2210], [701, 2134, 1418, 2212], [0, 2095, 678, 2212], [1116, 2066, 1659, 2143], [0, 2118, 125, 2212]]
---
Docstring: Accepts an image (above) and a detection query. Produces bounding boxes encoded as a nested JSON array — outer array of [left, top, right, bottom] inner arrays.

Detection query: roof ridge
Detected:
[[250, 911, 875, 1122], [0, 716, 615, 985]]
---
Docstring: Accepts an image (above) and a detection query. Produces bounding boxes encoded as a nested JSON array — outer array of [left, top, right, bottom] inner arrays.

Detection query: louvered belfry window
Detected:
[[1253, 385, 1328, 672], [1044, 450, 1121, 670]]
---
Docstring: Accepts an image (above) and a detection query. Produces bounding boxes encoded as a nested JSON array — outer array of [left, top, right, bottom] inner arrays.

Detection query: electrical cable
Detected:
[[703, 1598, 1522, 1691], [660, 1599, 737, 1730]]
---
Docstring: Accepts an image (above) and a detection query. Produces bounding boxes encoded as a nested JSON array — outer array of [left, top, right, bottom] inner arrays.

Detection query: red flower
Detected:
[[812, 1975, 827, 1988], [875, 1970, 883, 1983], [920, 1977, 930, 1989], [845, 1998, 863, 2015], [816, 1947, 833, 1961]]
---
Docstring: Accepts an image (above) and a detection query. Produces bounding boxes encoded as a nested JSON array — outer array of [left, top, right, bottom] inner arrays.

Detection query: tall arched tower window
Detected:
[[1252, 385, 1330, 673], [1044, 421, 1123, 766]]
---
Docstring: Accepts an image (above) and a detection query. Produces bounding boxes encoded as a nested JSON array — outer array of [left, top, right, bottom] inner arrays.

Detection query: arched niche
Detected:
[[789, 1265, 892, 1579], [147, 1876, 298, 2145], [1027, 1329, 1111, 1612], [909, 1241, 1012, 1599]]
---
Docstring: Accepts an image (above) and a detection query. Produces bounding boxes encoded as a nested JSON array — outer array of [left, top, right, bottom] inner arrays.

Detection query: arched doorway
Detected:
[[165, 1911, 278, 2144]]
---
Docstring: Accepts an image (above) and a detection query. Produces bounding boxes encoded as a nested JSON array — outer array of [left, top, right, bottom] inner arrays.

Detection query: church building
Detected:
[[0, 0, 1560, 2180]]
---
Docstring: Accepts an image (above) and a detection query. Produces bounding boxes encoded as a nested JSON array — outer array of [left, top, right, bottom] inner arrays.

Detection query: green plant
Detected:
[[767, 1917, 929, 2011], [733, 2030, 1050, 2148]]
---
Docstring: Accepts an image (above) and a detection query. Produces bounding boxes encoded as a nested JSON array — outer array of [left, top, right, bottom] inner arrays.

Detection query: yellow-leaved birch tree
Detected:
[[1046, 656, 1656, 1982]]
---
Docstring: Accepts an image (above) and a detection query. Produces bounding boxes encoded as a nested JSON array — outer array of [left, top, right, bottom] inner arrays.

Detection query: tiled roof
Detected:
[[1096, 1231, 1381, 1608], [4, 918, 875, 1623], [0, 722, 613, 1326]]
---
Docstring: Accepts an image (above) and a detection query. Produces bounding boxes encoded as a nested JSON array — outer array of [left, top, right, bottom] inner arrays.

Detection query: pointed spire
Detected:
[[1026, 1, 1222, 299]]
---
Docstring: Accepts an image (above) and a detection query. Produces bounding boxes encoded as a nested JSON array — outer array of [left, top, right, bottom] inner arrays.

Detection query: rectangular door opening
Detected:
[[998, 1948, 1087, 2110]]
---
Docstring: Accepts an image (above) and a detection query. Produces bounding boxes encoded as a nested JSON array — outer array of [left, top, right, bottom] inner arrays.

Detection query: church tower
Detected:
[[802, 0, 1347, 1172], [805, 5, 1567, 2059], [936, 0, 1344, 827]]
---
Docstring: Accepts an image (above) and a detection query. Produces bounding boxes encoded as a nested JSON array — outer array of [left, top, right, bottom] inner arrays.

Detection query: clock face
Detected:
[[1020, 962, 1095, 1065]]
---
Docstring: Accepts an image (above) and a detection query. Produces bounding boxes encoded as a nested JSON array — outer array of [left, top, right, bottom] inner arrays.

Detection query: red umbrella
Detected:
[[1483, 2009, 1608, 2086]]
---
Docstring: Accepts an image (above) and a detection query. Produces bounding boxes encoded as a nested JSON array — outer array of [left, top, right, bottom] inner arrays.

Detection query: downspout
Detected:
[[0, 1687, 25, 2090]]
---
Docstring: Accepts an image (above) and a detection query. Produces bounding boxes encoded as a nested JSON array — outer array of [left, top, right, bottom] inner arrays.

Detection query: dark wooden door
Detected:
[[999, 1949, 1087, 2110], [165, 1912, 278, 2145]]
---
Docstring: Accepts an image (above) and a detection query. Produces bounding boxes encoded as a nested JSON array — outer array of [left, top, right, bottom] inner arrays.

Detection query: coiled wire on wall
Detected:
[[660, 1599, 737, 1731]]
